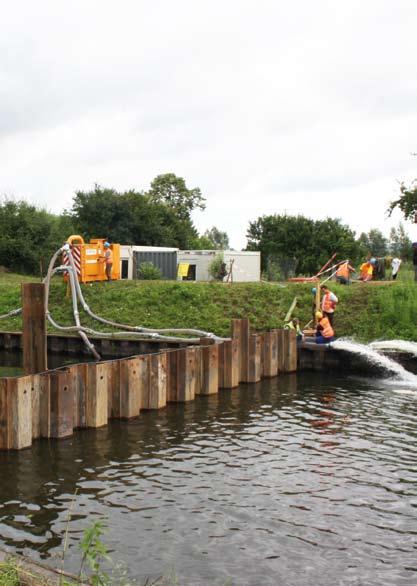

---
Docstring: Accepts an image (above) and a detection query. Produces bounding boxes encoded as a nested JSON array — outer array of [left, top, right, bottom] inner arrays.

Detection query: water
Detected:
[[370, 340, 417, 356], [331, 339, 417, 383], [1, 372, 417, 585]]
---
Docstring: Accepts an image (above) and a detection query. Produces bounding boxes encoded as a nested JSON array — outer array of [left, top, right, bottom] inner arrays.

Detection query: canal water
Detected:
[[0, 372, 416, 585]]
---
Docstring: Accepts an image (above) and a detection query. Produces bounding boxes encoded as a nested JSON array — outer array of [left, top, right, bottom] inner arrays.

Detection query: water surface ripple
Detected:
[[0, 372, 416, 585]]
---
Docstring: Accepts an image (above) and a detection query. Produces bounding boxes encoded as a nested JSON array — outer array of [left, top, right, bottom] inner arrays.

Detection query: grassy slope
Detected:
[[0, 272, 416, 342]]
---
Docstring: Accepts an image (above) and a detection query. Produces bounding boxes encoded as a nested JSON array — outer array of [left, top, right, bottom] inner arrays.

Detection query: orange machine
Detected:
[[63, 235, 120, 283]]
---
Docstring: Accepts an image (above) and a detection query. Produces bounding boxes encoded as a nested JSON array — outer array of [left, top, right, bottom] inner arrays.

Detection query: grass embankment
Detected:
[[0, 272, 416, 342]]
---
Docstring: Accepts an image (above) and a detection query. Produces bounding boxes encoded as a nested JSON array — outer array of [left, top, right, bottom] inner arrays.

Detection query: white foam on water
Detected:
[[370, 340, 417, 356], [392, 389, 417, 396], [330, 338, 417, 384]]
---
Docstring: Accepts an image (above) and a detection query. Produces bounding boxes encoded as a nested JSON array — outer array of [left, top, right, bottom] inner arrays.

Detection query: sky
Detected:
[[1, 0, 417, 249]]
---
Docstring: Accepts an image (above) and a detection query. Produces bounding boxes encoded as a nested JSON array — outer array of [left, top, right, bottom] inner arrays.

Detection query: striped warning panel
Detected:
[[62, 245, 82, 278]]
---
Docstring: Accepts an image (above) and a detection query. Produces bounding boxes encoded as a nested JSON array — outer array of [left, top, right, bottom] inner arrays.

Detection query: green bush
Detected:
[[208, 253, 227, 281], [137, 261, 162, 280]]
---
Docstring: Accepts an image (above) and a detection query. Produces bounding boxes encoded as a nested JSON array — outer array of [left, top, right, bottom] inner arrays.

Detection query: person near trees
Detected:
[[413, 243, 417, 282], [336, 260, 355, 285], [391, 257, 402, 280], [100, 242, 113, 281], [320, 285, 338, 326], [359, 260, 373, 281]]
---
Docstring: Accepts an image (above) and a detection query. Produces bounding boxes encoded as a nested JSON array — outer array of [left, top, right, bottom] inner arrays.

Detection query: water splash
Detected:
[[330, 338, 417, 383], [370, 340, 417, 356]]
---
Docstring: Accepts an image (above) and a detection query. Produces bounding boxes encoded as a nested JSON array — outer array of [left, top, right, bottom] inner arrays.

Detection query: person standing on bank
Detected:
[[320, 285, 338, 327], [102, 242, 113, 281], [391, 257, 402, 281]]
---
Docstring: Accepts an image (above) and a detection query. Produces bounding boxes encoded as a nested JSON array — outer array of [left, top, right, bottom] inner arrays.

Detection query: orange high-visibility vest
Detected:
[[322, 292, 337, 313], [336, 262, 349, 279], [319, 317, 334, 339]]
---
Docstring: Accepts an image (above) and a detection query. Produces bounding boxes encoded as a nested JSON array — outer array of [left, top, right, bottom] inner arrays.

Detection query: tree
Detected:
[[388, 180, 417, 222], [70, 185, 199, 249], [0, 198, 75, 274], [388, 223, 412, 260], [357, 228, 388, 257], [147, 173, 206, 220], [203, 226, 230, 249], [246, 214, 360, 276]]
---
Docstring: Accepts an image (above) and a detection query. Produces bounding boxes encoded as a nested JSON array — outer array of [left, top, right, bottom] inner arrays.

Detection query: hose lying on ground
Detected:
[[1, 244, 225, 359]]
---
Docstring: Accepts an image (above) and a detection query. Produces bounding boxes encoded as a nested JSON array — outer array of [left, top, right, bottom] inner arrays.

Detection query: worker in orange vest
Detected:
[[320, 285, 338, 326], [359, 261, 373, 281], [315, 311, 335, 344], [102, 242, 113, 281], [336, 260, 355, 285]]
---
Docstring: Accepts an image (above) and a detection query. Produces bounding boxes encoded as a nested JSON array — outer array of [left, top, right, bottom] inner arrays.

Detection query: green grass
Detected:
[[0, 271, 416, 342]]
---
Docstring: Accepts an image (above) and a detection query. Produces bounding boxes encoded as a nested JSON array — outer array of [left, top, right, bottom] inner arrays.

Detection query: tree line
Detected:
[[0, 172, 413, 275]]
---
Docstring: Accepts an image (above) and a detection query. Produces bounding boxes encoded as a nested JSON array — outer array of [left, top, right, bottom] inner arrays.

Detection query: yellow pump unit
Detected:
[[63, 235, 121, 283]]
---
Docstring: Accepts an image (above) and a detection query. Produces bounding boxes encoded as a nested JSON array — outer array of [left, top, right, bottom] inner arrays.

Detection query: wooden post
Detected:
[[219, 339, 239, 389], [232, 318, 250, 383], [22, 283, 47, 375], [85, 363, 108, 427], [166, 350, 178, 402], [200, 343, 219, 395], [49, 370, 74, 439], [107, 360, 121, 419], [119, 357, 142, 418], [231, 319, 242, 381], [277, 329, 285, 373], [145, 353, 167, 409], [283, 329, 298, 373], [176, 347, 197, 402], [248, 334, 262, 383], [262, 330, 279, 378], [0, 377, 32, 450]]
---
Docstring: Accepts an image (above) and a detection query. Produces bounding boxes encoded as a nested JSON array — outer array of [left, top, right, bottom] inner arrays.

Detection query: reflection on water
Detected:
[[0, 373, 416, 586]]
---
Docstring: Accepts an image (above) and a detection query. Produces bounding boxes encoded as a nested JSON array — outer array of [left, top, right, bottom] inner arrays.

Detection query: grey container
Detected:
[[134, 250, 178, 280]]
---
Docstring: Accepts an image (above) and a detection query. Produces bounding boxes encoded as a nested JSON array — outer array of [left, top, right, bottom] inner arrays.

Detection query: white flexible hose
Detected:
[[0, 245, 225, 359]]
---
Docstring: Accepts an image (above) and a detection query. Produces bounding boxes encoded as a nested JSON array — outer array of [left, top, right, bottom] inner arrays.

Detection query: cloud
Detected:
[[1, 0, 417, 248]]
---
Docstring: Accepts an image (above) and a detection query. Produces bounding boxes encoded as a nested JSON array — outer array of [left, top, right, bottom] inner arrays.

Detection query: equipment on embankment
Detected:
[[63, 234, 121, 283]]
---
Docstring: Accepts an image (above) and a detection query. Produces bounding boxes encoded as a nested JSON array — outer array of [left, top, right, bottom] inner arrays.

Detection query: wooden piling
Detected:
[[107, 360, 121, 419], [166, 350, 178, 402], [85, 363, 108, 427], [262, 330, 279, 378], [144, 353, 167, 409], [277, 329, 285, 373], [283, 329, 298, 373], [176, 347, 197, 402], [118, 357, 142, 418], [248, 334, 262, 383], [22, 283, 47, 375], [219, 339, 239, 389], [200, 343, 219, 395], [49, 370, 74, 439], [0, 377, 32, 450]]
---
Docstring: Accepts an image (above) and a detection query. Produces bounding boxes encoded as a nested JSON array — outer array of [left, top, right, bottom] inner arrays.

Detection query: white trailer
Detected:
[[177, 250, 261, 282]]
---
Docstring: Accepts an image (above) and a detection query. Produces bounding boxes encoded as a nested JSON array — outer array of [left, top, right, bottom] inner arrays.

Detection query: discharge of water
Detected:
[[370, 339, 417, 355], [330, 339, 417, 383]]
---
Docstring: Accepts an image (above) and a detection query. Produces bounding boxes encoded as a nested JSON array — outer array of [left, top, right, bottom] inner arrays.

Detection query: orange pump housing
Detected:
[[64, 235, 120, 283]]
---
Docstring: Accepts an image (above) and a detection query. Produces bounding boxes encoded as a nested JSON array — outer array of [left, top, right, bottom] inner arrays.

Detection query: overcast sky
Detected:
[[1, 0, 417, 248]]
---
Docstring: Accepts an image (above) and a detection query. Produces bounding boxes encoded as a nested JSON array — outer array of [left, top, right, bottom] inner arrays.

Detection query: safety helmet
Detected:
[[311, 287, 317, 294], [370, 257, 376, 265], [104, 242, 110, 248], [315, 311, 323, 320]]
